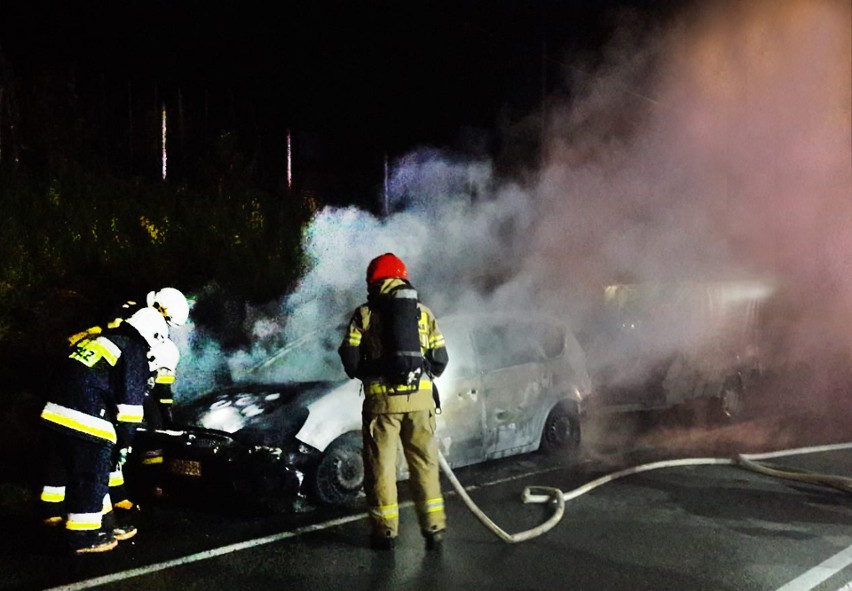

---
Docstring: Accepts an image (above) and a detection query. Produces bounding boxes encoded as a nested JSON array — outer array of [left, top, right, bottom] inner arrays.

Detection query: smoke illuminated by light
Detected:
[[177, 0, 852, 408], [535, 0, 852, 380]]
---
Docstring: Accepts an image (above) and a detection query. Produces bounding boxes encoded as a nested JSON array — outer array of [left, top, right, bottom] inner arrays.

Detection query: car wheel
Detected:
[[311, 432, 364, 506], [540, 401, 580, 455]]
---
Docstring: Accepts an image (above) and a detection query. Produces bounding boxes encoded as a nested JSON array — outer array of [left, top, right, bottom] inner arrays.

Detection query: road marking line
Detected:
[[43, 511, 373, 591], [44, 462, 565, 591], [45, 441, 852, 590], [776, 542, 852, 591]]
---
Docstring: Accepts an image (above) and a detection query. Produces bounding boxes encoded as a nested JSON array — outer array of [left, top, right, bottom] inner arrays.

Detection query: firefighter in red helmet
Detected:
[[339, 253, 449, 550]]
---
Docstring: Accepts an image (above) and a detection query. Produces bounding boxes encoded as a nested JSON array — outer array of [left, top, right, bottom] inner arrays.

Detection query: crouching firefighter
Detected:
[[53, 290, 185, 520], [107, 336, 180, 514], [39, 307, 168, 554], [338, 253, 450, 551]]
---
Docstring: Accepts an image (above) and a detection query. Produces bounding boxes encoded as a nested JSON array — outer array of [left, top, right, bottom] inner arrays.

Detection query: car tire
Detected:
[[540, 400, 580, 455], [311, 432, 364, 506]]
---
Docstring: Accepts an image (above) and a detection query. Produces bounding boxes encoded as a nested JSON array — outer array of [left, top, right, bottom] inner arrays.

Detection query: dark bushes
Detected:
[[0, 164, 312, 394]]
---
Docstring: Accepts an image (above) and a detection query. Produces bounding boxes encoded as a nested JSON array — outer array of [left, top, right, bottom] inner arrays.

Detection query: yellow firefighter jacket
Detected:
[[339, 278, 449, 414]]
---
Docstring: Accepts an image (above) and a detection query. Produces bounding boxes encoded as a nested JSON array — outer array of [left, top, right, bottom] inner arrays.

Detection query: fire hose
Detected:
[[438, 442, 852, 544], [438, 451, 566, 543]]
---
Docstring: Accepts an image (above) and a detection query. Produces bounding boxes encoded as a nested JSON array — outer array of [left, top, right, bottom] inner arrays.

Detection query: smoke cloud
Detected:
[[176, 0, 852, 410]]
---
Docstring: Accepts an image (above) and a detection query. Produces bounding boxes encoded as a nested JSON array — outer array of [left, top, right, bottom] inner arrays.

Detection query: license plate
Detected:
[[168, 458, 202, 477]]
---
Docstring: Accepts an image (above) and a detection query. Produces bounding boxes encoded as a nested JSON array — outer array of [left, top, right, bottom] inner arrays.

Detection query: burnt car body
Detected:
[[583, 281, 775, 421], [130, 313, 592, 507]]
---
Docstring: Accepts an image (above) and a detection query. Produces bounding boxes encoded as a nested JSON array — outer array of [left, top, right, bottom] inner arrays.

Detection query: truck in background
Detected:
[[581, 279, 777, 422]]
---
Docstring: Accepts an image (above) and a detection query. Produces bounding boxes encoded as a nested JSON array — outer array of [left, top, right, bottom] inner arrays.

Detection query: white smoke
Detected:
[[176, 0, 852, 405]]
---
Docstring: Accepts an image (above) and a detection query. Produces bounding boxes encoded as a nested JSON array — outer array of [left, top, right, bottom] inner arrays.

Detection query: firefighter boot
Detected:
[[369, 531, 396, 551], [103, 506, 138, 541], [71, 531, 118, 555], [113, 523, 138, 541], [424, 528, 445, 551]]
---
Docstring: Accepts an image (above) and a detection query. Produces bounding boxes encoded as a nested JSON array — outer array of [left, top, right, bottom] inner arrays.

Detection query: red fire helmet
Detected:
[[366, 253, 409, 284]]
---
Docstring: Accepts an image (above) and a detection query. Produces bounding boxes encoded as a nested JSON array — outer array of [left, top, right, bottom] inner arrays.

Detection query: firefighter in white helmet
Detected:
[[146, 287, 190, 327], [127, 337, 182, 500], [107, 336, 180, 514], [60, 290, 187, 518], [67, 287, 189, 347], [338, 253, 450, 551], [39, 307, 168, 554], [144, 337, 180, 427]]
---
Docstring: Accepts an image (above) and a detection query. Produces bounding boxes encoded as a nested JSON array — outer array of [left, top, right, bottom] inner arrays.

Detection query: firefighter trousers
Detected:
[[362, 409, 446, 539], [40, 428, 113, 549]]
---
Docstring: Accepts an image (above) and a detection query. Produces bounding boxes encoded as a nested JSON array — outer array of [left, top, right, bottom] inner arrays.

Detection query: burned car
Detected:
[[582, 281, 774, 421], [130, 313, 592, 507], [127, 385, 318, 508]]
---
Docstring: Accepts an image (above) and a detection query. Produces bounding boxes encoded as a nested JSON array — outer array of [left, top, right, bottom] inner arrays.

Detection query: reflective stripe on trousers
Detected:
[[67, 493, 111, 531], [41, 485, 66, 503], [422, 496, 444, 514], [66, 511, 102, 531], [109, 467, 125, 487], [370, 504, 399, 521]]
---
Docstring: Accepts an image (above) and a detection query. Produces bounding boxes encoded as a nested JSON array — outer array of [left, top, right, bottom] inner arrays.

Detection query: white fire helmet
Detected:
[[146, 287, 189, 327], [147, 337, 180, 373], [125, 307, 169, 348]]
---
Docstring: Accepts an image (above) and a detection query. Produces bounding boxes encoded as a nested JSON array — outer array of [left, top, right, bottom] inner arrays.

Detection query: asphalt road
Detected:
[[5, 391, 852, 591]]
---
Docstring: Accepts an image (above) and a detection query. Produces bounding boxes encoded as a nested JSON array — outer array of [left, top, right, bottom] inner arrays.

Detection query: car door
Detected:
[[471, 321, 552, 459], [433, 323, 486, 468]]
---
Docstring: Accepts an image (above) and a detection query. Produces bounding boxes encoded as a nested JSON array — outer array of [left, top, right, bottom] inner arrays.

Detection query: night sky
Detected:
[[0, 0, 686, 201]]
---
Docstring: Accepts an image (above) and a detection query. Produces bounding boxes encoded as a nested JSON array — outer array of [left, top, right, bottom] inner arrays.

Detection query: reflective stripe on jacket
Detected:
[[42, 327, 150, 445], [40, 402, 117, 444], [364, 376, 433, 396]]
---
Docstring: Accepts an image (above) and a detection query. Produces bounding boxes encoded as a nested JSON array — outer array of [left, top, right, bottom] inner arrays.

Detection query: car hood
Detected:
[[293, 379, 363, 452], [172, 380, 347, 447]]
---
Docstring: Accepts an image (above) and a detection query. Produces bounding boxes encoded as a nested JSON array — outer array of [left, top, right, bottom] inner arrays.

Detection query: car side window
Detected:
[[472, 325, 543, 370], [442, 325, 478, 375]]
